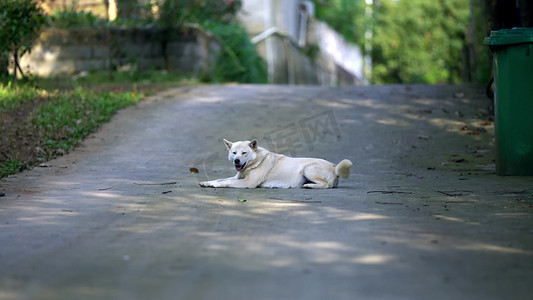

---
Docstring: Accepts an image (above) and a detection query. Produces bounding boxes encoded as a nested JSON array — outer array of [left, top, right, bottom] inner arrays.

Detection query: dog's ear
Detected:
[[249, 139, 258, 150], [223, 139, 233, 150]]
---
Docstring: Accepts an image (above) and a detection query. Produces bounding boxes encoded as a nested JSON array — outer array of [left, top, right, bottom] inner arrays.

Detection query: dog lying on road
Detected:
[[199, 139, 352, 189]]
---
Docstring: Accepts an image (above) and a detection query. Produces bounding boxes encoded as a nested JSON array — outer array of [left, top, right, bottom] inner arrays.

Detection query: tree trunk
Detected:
[[0, 54, 8, 78], [13, 51, 18, 84]]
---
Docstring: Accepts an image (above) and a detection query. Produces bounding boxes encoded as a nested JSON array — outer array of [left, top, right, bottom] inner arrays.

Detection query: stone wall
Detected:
[[19, 26, 221, 77]]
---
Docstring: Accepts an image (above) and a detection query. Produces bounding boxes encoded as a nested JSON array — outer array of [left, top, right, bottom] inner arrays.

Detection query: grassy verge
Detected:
[[1, 69, 206, 179], [0, 78, 148, 178], [36, 70, 201, 93]]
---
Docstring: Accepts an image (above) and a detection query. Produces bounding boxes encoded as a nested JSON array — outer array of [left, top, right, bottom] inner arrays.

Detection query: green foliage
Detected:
[[157, 0, 242, 28], [311, 0, 481, 84], [0, 158, 25, 178], [43, 0, 264, 83], [372, 0, 469, 84], [206, 23, 267, 83], [1, 0, 263, 84], [49, 6, 108, 28], [154, 0, 265, 83], [310, 0, 366, 46], [0, 82, 41, 110], [0, 0, 47, 56]]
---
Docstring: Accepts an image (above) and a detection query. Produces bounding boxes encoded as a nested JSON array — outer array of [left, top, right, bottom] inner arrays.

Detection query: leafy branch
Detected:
[[0, 0, 47, 83]]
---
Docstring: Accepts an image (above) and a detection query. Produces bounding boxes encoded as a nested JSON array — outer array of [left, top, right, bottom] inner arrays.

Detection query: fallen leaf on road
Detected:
[[189, 167, 199, 173], [238, 199, 247, 202]]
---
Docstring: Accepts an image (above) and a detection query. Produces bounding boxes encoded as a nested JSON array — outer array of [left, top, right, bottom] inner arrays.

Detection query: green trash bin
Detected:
[[484, 28, 533, 176]]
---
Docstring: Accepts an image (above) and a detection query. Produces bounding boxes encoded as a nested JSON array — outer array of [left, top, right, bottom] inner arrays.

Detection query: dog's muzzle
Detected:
[[234, 159, 246, 171]]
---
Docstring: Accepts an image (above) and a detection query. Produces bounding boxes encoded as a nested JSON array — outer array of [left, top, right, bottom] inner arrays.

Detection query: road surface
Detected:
[[1, 84, 532, 299]]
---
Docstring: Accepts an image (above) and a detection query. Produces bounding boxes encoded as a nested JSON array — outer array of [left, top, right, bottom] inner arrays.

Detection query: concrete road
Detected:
[[1, 84, 532, 300]]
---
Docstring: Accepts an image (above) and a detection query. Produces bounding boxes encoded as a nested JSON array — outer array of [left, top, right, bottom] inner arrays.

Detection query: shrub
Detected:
[[49, 6, 107, 29], [157, 0, 242, 28], [207, 23, 267, 83]]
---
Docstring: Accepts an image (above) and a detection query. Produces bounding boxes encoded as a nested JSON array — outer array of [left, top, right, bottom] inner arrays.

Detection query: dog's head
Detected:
[[223, 139, 258, 172]]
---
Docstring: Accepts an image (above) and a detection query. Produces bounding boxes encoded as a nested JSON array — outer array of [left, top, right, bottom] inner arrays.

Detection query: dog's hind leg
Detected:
[[303, 180, 330, 189], [302, 164, 336, 189]]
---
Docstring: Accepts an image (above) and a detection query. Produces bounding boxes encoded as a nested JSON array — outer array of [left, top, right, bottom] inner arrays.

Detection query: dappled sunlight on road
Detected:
[[1, 84, 532, 299], [350, 254, 395, 265], [457, 242, 533, 255], [432, 214, 481, 225], [375, 117, 411, 127]]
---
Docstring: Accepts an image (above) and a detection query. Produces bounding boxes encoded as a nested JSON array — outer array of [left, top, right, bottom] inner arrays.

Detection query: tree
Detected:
[[0, 0, 47, 83], [311, 0, 366, 46], [157, 0, 242, 28], [371, 0, 469, 84]]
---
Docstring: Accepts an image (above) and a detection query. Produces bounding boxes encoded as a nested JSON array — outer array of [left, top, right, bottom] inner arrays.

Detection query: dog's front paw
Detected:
[[199, 181, 214, 188], [200, 181, 223, 188]]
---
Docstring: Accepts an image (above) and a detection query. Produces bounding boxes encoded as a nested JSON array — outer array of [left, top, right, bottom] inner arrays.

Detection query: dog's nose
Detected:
[[234, 158, 240, 164]]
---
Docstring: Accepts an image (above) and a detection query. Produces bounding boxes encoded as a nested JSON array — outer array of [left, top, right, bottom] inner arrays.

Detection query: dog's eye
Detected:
[[242, 152, 247, 155], [233, 152, 237, 155]]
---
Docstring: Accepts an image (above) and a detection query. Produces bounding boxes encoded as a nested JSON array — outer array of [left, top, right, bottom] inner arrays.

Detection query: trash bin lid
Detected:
[[484, 27, 533, 45]]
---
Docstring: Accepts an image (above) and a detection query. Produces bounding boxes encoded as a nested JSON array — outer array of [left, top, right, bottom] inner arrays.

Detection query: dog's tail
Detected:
[[335, 159, 352, 179]]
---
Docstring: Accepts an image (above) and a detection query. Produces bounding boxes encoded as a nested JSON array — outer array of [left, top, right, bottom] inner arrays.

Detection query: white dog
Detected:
[[199, 139, 352, 189]]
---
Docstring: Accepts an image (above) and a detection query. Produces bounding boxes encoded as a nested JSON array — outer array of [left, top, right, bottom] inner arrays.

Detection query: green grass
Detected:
[[0, 82, 143, 178], [0, 82, 43, 110], [74, 70, 195, 85], [30, 88, 141, 158], [0, 158, 25, 179], [35, 70, 200, 92]]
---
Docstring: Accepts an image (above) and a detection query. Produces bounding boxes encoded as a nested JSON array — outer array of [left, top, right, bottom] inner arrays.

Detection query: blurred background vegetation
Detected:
[[0, 0, 266, 85], [311, 0, 530, 85], [1, 0, 532, 86], [311, 0, 491, 85]]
